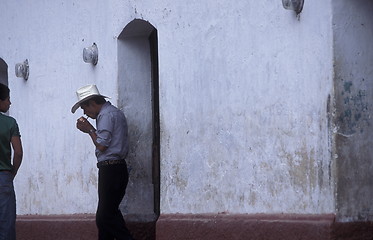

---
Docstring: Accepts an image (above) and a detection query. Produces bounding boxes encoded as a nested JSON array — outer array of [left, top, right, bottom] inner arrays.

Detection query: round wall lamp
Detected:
[[282, 0, 304, 14], [83, 43, 98, 65], [15, 59, 29, 80]]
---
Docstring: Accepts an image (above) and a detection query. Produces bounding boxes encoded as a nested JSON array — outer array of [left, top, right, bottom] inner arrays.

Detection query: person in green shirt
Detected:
[[0, 83, 23, 240]]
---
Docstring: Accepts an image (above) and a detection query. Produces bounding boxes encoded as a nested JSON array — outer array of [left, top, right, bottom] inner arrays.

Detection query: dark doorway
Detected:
[[0, 58, 8, 86]]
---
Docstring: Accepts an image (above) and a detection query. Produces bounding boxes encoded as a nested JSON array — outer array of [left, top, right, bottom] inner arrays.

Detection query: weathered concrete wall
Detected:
[[332, 0, 373, 222], [0, 0, 337, 216], [0, 0, 128, 214], [158, 1, 335, 214]]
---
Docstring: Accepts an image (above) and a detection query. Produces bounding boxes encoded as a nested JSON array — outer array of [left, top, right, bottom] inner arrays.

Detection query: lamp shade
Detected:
[[83, 43, 98, 65], [282, 0, 304, 14]]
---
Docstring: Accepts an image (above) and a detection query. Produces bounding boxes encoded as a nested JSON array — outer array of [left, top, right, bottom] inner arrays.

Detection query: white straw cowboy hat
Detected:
[[71, 84, 109, 113]]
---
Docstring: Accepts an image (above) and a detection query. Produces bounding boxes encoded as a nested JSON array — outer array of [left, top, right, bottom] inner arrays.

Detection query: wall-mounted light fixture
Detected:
[[282, 0, 304, 14], [83, 43, 98, 65], [15, 59, 29, 80]]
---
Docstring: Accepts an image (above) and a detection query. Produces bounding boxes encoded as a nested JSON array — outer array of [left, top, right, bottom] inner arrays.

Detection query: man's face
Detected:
[[0, 96, 11, 113], [80, 100, 99, 119]]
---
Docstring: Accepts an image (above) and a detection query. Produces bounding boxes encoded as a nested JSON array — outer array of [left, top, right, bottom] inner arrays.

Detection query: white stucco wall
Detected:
[[0, 0, 335, 215], [158, 1, 335, 214], [0, 1, 123, 214]]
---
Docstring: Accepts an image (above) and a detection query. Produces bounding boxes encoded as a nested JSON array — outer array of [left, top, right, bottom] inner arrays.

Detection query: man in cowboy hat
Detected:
[[72, 84, 134, 240], [0, 83, 23, 240]]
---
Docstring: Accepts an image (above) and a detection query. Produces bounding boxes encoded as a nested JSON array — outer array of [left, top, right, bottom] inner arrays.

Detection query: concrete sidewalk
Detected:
[[16, 214, 155, 240]]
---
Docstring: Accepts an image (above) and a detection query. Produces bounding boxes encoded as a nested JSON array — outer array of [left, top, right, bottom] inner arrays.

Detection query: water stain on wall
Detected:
[[279, 143, 317, 194]]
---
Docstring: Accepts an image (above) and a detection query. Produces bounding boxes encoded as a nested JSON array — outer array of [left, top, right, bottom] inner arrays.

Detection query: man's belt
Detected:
[[97, 159, 126, 168]]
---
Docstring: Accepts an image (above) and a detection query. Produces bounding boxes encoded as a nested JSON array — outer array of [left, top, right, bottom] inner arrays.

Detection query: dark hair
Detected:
[[81, 95, 106, 107], [0, 83, 10, 101]]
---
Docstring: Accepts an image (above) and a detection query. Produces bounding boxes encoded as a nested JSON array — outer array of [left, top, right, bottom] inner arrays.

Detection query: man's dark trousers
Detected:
[[96, 163, 133, 240]]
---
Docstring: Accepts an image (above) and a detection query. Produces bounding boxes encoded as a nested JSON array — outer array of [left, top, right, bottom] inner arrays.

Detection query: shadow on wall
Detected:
[[117, 19, 160, 223]]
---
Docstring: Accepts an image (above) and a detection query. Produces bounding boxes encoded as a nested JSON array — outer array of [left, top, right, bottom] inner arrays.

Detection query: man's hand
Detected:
[[76, 117, 95, 133], [76, 116, 107, 152]]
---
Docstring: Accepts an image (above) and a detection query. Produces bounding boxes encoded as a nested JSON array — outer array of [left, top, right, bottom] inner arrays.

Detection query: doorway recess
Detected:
[[117, 19, 160, 221]]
